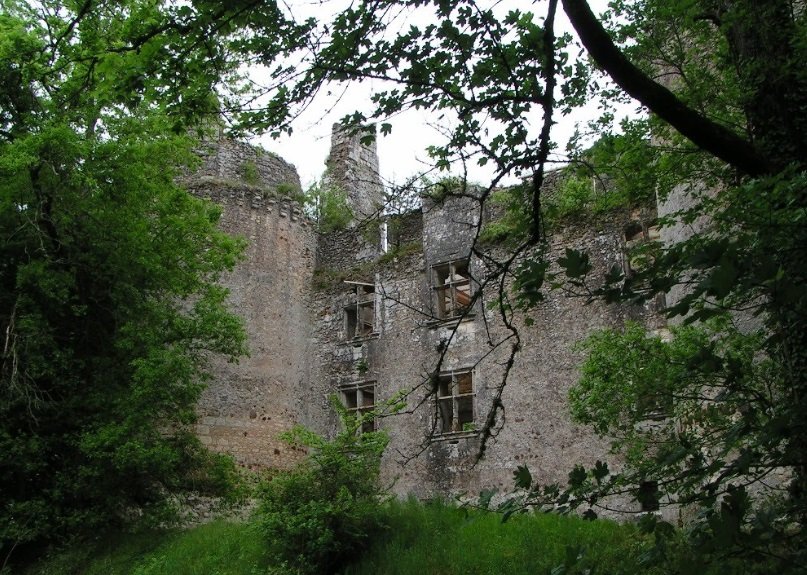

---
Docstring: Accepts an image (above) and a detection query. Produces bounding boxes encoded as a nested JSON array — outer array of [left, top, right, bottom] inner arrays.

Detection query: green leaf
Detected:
[[592, 460, 609, 484], [557, 248, 592, 280], [568, 465, 586, 489], [513, 464, 533, 490]]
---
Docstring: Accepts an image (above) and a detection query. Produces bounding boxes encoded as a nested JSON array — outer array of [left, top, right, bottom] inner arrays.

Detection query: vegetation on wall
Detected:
[[239, 160, 260, 185], [304, 177, 354, 233]]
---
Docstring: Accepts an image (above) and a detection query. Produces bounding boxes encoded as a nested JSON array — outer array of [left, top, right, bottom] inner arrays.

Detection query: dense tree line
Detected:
[[0, 0, 256, 560]]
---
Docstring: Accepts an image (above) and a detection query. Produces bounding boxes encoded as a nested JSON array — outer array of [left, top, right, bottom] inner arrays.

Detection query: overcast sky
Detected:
[[251, 0, 632, 190]]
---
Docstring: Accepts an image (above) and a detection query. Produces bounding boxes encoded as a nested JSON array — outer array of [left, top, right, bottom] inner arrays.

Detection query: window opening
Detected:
[[341, 381, 376, 433], [638, 480, 660, 512], [432, 259, 471, 319], [436, 370, 475, 433], [624, 221, 644, 243], [344, 281, 375, 339], [623, 220, 662, 278]]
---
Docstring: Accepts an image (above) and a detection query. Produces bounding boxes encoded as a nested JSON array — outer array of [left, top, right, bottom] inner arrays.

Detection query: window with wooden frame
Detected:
[[436, 370, 475, 434], [341, 381, 376, 433], [344, 281, 375, 340], [432, 259, 472, 319]]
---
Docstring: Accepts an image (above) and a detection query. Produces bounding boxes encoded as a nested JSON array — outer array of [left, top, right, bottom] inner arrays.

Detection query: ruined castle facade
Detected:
[[182, 126, 663, 505]]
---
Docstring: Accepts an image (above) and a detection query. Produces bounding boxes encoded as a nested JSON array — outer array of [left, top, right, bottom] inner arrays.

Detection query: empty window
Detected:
[[624, 221, 644, 243], [341, 381, 376, 433], [432, 259, 472, 319], [638, 480, 660, 512], [344, 282, 375, 339], [624, 220, 661, 244], [436, 370, 475, 433], [638, 388, 672, 420]]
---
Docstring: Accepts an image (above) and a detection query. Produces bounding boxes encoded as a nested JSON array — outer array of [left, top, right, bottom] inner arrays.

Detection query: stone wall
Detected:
[[184, 140, 317, 470], [310, 190, 664, 510], [189, 132, 666, 516], [316, 225, 381, 272]]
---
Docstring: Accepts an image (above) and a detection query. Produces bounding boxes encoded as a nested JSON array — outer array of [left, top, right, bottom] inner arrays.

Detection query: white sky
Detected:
[[251, 0, 632, 190]]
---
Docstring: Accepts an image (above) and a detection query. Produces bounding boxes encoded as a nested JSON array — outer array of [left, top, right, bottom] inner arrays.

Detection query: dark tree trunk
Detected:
[[716, 0, 807, 168]]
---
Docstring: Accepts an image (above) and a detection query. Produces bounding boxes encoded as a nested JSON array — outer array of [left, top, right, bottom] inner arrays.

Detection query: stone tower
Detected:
[[325, 124, 384, 221], [188, 129, 665, 517], [184, 139, 319, 470]]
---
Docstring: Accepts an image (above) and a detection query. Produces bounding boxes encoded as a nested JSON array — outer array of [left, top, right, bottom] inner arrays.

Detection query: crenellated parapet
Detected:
[[186, 178, 310, 226], [192, 138, 301, 191]]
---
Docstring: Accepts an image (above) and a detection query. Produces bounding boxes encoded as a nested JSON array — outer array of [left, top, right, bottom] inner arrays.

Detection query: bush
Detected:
[[256, 413, 388, 575], [304, 178, 354, 232]]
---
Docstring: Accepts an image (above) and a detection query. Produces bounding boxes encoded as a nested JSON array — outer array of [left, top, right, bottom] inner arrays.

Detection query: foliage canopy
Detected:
[[0, 0, 258, 557]]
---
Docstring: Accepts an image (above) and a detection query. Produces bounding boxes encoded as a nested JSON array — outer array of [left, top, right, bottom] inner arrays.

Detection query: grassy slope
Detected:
[[20, 521, 268, 575], [345, 500, 649, 575], [21, 502, 650, 575]]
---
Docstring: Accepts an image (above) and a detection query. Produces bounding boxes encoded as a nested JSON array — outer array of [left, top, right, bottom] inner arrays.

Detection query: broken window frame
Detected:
[[435, 369, 475, 435], [344, 281, 376, 340], [623, 220, 662, 274], [622, 221, 663, 313], [431, 259, 472, 320], [340, 380, 377, 434]]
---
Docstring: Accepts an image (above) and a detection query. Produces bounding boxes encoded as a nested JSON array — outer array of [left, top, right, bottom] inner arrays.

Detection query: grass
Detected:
[[21, 521, 267, 575], [19, 500, 652, 575], [344, 499, 651, 575]]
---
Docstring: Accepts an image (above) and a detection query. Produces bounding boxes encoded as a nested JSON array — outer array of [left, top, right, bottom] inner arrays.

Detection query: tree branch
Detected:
[[561, 0, 772, 177]]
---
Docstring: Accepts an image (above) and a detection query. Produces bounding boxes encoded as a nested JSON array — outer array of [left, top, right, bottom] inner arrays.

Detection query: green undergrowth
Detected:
[[345, 499, 650, 575], [20, 501, 660, 575], [17, 521, 267, 575]]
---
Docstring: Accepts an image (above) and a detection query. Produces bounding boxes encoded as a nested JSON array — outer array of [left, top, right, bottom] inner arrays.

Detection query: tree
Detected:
[[256, 405, 389, 575], [223, 0, 807, 570], [303, 176, 354, 233], [0, 0, 286, 558]]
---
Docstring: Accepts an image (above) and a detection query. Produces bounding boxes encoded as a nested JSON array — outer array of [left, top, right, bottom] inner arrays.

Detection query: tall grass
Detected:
[[345, 499, 652, 575], [20, 521, 267, 575], [21, 501, 656, 575]]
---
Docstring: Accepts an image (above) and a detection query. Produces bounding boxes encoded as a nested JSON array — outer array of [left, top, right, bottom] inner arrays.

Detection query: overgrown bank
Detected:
[[18, 501, 649, 575]]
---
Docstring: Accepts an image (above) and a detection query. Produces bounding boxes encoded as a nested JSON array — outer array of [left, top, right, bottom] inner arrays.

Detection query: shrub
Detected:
[[276, 182, 305, 203], [240, 160, 260, 185], [256, 412, 388, 575], [545, 174, 594, 219], [304, 178, 354, 232]]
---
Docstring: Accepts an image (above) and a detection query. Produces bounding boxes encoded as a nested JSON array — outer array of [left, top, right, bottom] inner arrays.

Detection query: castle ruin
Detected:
[[182, 126, 664, 506]]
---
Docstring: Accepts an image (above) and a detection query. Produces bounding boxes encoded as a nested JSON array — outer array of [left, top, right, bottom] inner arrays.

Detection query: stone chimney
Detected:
[[325, 123, 384, 221]]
